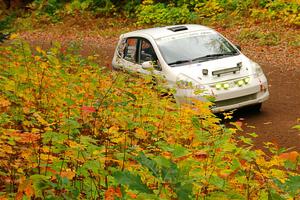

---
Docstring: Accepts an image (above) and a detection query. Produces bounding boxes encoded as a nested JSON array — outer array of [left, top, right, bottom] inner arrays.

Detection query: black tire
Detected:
[[251, 103, 262, 112]]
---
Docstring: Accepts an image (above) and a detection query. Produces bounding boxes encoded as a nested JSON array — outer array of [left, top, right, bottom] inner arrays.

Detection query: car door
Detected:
[[118, 37, 163, 77]]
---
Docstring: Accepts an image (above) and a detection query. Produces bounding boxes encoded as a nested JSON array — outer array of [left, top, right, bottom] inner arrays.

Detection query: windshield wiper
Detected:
[[168, 59, 191, 66], [192, 52, 237, 62]]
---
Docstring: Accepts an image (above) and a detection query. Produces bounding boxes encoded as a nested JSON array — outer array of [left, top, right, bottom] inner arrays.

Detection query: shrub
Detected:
[[0, 39, 300, 199], [0, 13, 16, 32], [136, 2, 196, 25], [13, 0, 298, 26], [194, 0, 224, 20], [251, 0, 300, 26], [238, 28, 281, 46]]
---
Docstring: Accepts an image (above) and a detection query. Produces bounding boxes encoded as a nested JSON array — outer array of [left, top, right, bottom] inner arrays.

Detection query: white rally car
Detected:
[[112, 24, 269, 112]]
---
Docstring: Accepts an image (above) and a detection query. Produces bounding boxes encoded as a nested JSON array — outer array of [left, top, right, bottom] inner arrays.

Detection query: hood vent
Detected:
[[168, 26, 188, 32]]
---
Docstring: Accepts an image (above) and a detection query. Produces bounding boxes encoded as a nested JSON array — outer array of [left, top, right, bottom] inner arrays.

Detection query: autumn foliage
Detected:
[[0, 39, 299, 199]]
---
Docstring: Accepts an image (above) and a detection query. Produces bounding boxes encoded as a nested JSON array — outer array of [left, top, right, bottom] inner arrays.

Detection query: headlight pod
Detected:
[[251, 61, 263, 77], [176, 74, 205, 90]]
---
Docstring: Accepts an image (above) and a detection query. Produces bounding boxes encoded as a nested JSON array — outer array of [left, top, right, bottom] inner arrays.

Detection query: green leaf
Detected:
[[125, 91, 137, 101], [247, 132, 258, 138], [268, 189, 285, 200], [42, 131, 68, 143], [113, 170, 152, 194], [47, 54, 60, 66], [161, 162, 179, 183], [175, 182, 193, 200], [292, 125, 300, 130], [153, 156, 171, 168], [136, 152, 159, 178], [64, 98, 75, 106], [275, 175, 300, 197], [285, 176, 300, 196], [30, 175, 51, 198], [239, 136, 253, 145], [209, 175, 226, 189], [191, 116, 201, 129], [172, 145, 189, 158], [283, 160, 297, 170]]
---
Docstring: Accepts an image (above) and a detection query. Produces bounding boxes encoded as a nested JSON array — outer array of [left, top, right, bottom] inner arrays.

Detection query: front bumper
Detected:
[[174, 74, 269, 112]]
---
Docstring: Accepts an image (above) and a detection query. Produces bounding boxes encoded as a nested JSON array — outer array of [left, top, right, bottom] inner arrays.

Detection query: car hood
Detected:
[[169, 54, 254, 84]]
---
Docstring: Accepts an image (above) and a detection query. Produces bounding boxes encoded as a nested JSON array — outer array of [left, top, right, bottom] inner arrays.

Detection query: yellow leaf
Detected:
[[0, 97, 10, 107], [109, 125, 119, 134], [36, 46, 43, 53], [34, 56, 41, 61], [270, 169, 287, 183], [60, 171, 75, 179], [135, 128, 147, 139], [9, 33, 18, 40], [33, 112, 48, 126]]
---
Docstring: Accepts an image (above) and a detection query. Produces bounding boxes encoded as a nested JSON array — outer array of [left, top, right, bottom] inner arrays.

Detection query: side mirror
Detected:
[[235, 44, 241, 51], [142, 61, 154, 69]]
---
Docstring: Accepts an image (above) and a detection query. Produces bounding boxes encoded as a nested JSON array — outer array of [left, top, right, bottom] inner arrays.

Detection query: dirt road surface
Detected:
[[20, 19, 300, 151]]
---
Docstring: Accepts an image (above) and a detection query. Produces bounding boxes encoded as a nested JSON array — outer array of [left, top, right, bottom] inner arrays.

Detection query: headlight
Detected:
[[176, 74, 205, 90], [251, 61, 263, 77]]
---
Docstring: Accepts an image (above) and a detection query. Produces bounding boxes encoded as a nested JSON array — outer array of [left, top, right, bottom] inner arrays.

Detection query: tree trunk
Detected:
[[3, 0, 11, 9]]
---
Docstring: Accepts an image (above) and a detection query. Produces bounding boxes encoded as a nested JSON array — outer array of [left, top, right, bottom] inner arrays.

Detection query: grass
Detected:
[[237, 28, 281, 46]]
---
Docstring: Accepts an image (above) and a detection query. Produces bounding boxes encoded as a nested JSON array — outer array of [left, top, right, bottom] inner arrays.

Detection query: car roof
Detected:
[[122, 24, 214, 40]]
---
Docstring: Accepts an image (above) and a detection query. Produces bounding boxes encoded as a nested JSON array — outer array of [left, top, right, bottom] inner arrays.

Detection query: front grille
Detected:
[[214, 93, 257, 107]]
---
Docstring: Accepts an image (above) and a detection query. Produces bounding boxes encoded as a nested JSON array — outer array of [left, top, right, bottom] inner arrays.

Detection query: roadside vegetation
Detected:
[[0, 38, 299, 199], [0, 0, 300, 199], [1, 0, 299, 29]]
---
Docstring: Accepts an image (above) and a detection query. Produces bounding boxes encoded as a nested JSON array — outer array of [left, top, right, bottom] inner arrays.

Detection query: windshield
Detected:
[[156, 32, 239, 66]]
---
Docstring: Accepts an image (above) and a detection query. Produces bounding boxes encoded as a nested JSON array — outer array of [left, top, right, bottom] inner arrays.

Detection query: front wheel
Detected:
[[250, 103, 262, 112]]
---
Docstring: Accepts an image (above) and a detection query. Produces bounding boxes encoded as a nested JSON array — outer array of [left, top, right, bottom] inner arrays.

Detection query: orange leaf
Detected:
[[105, 187, 115, 200], [105, 186, 122, 200], [128, 191, 137, 199], [115, 187, 122, 198], [279, 151, 299, 162], [193, 150, 208, 161], [19, 133, 40, 143], [15, 192, 23, 200], [218, 171, 229, 179], [239, 159, 247, 167], [24, 182, 34, 197]]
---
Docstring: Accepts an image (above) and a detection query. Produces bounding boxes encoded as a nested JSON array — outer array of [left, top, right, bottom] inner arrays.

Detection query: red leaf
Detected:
[[81, 106, 96, 113]]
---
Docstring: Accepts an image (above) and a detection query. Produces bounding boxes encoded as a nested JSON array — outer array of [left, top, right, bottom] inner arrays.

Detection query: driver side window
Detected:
[[140, 39, 156, 63], [139, 39, 161, 71]]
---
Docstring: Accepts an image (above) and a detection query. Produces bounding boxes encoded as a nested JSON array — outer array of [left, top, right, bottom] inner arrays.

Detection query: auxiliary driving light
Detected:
[[215, 83, 222, 90], [223, 83, 230, 89], [244, 77, 250, 84], [237, 80, 244, 86]]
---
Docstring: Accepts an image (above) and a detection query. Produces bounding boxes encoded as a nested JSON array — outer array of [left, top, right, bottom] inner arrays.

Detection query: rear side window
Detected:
[[117, 38, 126, 57], [124, 38, 138, 63]]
